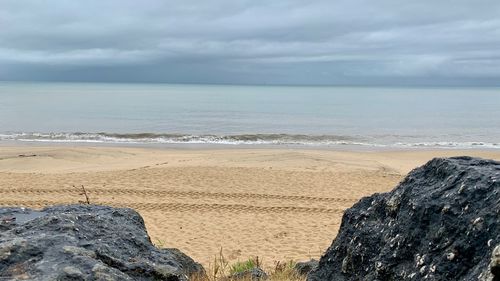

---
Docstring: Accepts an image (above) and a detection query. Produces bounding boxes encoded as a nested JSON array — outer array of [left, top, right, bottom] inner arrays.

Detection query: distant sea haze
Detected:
[[0, 82, 499, 149]]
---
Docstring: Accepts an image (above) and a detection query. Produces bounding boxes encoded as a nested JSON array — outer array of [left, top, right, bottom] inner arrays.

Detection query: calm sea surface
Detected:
[[0, 82, 499, 148]]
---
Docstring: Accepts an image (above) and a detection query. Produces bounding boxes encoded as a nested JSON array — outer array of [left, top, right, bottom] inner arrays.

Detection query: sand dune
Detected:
[[1, 145, 499, 267]]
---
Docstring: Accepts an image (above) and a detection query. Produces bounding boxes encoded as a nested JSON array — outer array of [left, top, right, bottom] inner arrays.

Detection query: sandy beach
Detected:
[[1, 145, 499, 267]]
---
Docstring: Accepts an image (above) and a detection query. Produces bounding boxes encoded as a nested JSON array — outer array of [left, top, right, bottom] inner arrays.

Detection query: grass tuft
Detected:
[[189, 249, 306, 281], [229, 257, 260, 275]]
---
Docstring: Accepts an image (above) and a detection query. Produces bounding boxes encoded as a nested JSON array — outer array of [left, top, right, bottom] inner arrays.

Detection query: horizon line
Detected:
[[1, 80, 499, 89]]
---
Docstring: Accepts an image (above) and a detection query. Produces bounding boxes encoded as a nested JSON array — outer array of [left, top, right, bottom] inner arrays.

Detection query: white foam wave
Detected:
[[0, 132, 498, 149]]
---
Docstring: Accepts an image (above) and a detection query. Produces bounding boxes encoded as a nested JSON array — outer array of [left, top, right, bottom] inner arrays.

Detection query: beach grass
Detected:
[[189, 250, 305, 281], [229, 258, 260, 274]]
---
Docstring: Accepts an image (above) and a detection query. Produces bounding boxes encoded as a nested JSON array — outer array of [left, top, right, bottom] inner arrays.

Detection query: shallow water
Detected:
[[0, 82, 499, 148]]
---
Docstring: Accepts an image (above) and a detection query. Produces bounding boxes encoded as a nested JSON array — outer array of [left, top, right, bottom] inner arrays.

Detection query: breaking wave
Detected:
[[0, 132, 370, 146], [0, 132, 498, 149]]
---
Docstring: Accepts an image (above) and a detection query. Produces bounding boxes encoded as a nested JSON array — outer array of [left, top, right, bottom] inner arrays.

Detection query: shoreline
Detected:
[[1, 145, 499, 267], [2, 139, 500, 152]]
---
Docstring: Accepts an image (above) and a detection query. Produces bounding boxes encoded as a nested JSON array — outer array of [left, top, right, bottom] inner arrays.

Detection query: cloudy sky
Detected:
[[1, 0, 499, 85]]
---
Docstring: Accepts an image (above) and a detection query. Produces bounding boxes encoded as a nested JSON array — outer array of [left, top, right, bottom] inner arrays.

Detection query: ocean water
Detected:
[[0, 82, 499, 149]]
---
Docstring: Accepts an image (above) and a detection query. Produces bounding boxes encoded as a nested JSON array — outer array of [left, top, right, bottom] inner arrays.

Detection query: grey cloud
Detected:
[[1, 0, 499, 85]]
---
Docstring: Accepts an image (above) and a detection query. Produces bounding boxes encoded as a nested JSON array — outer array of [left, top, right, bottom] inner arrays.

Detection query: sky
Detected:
[[1, 0, 500, 86]]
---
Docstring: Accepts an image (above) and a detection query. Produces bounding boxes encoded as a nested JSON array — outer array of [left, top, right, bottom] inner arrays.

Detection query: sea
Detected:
[[0, 82, 499, 149]]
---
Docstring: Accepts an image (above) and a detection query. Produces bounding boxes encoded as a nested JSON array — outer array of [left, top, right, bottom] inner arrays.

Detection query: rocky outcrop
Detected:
[[294, 259, 319, 276], [0, 205, 204, 280], [309, 157, 500, 281]]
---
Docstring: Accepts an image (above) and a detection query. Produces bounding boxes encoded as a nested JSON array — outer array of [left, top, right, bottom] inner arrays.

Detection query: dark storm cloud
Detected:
[[1, 0, 499, 85]]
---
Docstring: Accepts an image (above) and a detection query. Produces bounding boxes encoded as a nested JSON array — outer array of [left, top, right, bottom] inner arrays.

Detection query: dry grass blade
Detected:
[[189, 250, 305, 281], [74, 184, 90, 204]]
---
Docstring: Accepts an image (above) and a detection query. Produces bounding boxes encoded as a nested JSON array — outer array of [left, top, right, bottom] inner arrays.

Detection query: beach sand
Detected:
[[1, 145, 499, 267]]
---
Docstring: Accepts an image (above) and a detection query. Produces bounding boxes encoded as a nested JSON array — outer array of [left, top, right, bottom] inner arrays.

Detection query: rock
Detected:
[[226, 267, 268, 280], [480, 244, 500, 281], [0, 205, 204, 280], [308, 157, 500, 281], [488, 245, 500, 280], [294, 259, 319, 276]]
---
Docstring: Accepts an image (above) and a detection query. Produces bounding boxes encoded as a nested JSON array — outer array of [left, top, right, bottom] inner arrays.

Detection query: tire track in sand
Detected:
[[0, 200, 345, 214], [0, 188, 358, 203]]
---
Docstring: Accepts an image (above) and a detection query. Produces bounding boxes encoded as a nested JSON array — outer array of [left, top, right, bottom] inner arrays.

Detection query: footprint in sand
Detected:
[[228, 249, 242, 259], [273, 231, 289, 239]]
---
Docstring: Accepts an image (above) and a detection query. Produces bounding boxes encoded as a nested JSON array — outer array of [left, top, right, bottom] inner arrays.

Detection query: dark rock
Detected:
[[0, 205, 204, 280], [294, 259, 319, 276], [226, 267, 268, 280], [308, 157, 500, 281]]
